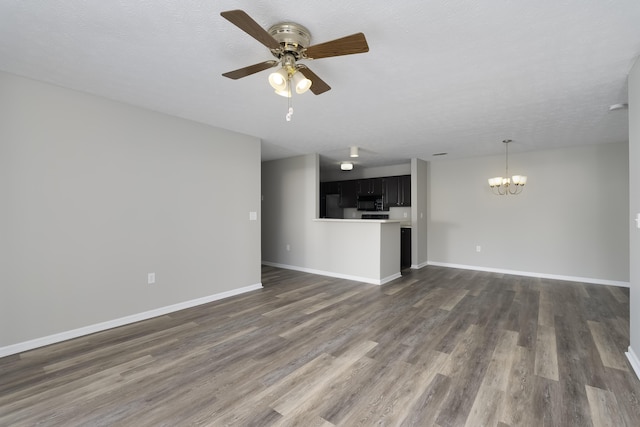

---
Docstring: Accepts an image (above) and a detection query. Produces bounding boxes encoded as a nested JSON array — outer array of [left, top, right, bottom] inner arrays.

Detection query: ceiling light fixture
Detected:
[[268, 55, 312, 121], [341, 162, 354, 171], [488, 140, 527, 195], [350, 146, 359, 158]]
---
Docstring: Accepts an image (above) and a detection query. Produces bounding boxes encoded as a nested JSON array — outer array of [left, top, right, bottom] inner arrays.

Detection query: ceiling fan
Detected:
[[220, 9, 369, 96]]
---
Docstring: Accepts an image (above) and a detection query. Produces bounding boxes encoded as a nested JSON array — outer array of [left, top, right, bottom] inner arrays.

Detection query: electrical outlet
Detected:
[[404, 212, 408, 218], [148, 273, 155, 284], [476, 246, 481, 253]]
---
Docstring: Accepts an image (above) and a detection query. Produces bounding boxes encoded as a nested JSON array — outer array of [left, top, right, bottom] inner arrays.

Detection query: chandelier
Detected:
[[488, 140, 527, 195]]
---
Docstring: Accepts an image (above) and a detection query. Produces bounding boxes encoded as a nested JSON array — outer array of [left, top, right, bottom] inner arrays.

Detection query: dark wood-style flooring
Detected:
[[1, 265, 639, 426]]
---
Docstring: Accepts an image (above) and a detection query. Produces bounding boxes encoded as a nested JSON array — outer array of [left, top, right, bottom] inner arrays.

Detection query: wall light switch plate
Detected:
[[148, 273, 155, 284], [636, 213, 640, 229], [249, 211, 257, 221]]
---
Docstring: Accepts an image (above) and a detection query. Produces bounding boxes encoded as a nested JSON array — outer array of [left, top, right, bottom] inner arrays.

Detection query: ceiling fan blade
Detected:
[[222, 60, 278, 80], [298, 67, 331, 95], [304, 33, 369, 59], [220, 10, 281, 50]]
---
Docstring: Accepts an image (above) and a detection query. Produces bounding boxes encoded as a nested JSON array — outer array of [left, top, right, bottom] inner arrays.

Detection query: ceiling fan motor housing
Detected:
[[268, 22, 311, 59]]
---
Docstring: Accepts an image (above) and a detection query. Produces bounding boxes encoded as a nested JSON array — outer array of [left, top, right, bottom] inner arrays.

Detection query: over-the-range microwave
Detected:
[[357, 194, 387, 211]]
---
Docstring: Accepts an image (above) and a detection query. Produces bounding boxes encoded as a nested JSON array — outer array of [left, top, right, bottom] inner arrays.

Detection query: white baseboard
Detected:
[[0, 283, 263, 358], [411, 260, 429, 270], [262, 261, 398, 286], [380, 272, 403, 285], [627, 347, 640, 380], [426, 261, 630, 288]]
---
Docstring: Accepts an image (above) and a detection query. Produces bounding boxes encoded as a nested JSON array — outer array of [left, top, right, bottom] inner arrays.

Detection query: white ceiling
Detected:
[[1, 1, 639, 169]]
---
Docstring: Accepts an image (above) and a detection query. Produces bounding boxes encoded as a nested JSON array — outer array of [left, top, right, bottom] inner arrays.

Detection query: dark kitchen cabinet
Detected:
[[383, 177, 398, 208], [321, 181, 340, 196], [384, 175, 411, 207], [401, 227, 411, 269], [399, 175, 411, 206], [321, 175, 410, 210], [358, 178, 383, 195], [338, 180, 358, 208]]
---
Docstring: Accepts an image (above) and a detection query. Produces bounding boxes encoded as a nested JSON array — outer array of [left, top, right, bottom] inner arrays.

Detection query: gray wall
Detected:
[[411, 158, 429, 267], [321, 163, 411, 182], [0, 72, 262, 347], [428, 142, 629, 283], [262, 154, 319, 266], [629, 58, 640, 363]]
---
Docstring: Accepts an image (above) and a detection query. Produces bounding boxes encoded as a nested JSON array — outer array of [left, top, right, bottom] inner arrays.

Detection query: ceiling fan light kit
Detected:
[[268, 68, 288, 91], [274, 88, 291, 98], [488, 140, 528, 196], [291, 71, 312, 94], [220, 9, 369, 120]]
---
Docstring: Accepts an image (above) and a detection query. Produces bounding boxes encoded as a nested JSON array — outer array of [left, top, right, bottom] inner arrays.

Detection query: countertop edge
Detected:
[[313, 219, 412, 227]]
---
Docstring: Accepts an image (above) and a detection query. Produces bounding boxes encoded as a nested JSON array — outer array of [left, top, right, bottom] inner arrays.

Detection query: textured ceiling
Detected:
[[1, 1, 639, 169]]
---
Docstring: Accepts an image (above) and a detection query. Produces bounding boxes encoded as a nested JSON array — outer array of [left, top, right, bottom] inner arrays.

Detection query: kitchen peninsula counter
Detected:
[[310, 218, 402, 285]]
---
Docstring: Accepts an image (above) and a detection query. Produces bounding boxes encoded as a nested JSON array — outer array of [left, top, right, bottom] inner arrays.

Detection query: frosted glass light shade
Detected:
[[488, 177, 503, 187], [341, 162, 354, 171], [274, 88, 291, 98], [268, 68, 288, 91], [291, 71, 312, 94], [512, 175, 527, 185]]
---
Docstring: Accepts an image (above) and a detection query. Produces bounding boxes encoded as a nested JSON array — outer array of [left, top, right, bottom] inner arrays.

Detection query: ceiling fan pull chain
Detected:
[[286, 76, 293, 121]]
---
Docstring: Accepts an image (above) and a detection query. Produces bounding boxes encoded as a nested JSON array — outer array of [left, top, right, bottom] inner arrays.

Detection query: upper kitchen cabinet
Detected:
[[358, 178, 383, 195], [338, 180, 358, 208], [399, 175, 411, 206], [383, 177, 398, 207], [384, 175, 411, 207], [321, 181, 340, 196]]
